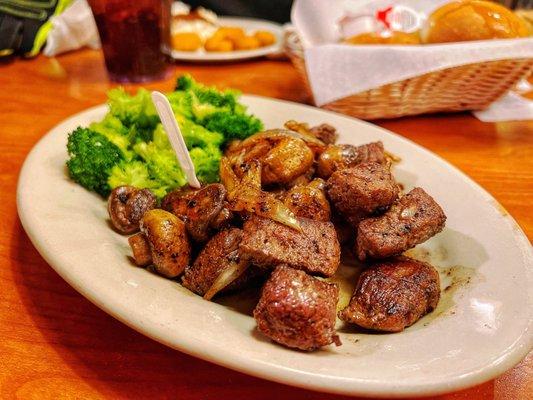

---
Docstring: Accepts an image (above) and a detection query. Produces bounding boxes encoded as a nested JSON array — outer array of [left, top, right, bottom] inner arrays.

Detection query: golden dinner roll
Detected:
[[345, 31, 421, 45], [422, 0, 530, 43], [254, 30, 277, 46], [234, 36, 261, 50], [171, 32, 202, 52], [515, 10, 533, 34]]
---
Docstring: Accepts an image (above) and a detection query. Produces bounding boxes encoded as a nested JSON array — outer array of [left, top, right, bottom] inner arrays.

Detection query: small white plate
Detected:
[[166, 17, 283, 62], [17, 96, 533, 398]]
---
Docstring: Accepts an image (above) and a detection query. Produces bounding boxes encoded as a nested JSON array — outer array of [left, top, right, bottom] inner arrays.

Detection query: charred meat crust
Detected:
[[239, 216, 340, 277], [309, 123, 338, 145], [356, 187, 446, 260], [317, 142, 386, 179], [254, 265, 341, 351], [283, 179, 331, 222], [182, 228, 262, 296], [327, 162, 399, 227], [161, 184, 228, 242], [338, 256, 440, 332]]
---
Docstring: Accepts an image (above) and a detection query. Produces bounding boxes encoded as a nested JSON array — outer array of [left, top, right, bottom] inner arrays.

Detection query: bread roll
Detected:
[[345, 31, 421, 45], [422, 0, 530, 43]]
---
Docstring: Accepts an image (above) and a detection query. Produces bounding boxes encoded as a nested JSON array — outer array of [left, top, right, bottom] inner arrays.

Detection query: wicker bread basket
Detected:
[[285, 32, 533, 120]]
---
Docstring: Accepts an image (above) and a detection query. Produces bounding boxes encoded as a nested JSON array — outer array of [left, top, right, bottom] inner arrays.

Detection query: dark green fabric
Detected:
[[0, 14, 23, 55], [0, 0, 59, 57]]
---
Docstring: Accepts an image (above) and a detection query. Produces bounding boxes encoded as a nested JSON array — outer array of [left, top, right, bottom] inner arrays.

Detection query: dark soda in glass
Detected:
[[88, 0, 171, 83]]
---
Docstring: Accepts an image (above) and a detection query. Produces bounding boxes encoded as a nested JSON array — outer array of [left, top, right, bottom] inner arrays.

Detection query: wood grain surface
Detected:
[[0, 50, 531, 400]]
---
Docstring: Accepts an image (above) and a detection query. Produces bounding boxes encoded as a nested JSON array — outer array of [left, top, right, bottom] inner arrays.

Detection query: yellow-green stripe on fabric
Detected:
[[25, 0, 71, 57]]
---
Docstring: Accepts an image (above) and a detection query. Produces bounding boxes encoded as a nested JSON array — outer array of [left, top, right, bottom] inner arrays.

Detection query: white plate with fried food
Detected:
[[167, 17, 284, 62], [17, 96, 533, 397]]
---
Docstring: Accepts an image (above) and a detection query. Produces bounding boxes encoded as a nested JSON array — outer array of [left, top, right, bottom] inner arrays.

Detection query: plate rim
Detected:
[[16, 96, 533, 398]]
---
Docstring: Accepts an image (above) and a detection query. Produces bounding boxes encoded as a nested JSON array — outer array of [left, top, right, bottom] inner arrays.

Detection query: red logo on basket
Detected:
[[375, 5, 422, 32], [376, 6, 394, 29]]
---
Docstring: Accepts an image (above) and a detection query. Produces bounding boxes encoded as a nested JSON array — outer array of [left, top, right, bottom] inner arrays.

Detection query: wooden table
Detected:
[[0, 50, 531, 400]]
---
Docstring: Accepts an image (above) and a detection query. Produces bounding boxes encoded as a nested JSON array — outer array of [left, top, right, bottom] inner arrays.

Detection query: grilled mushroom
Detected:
[[108, 186, 157, 234], [132, 209, 191, 278]]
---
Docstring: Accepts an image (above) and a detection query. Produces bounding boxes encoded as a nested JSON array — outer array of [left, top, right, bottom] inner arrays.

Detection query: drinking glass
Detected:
[[88, 0, 171, 83]]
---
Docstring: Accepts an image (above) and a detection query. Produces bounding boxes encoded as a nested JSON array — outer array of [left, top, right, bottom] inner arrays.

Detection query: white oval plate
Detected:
[[17, 96, 533, 398], [166, 17, 283, 62]]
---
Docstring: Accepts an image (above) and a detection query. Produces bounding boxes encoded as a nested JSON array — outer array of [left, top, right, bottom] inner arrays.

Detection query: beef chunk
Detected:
[[317, 142, 386, 179], [254, 265, 341, 351], [283, 178, 331, 222], [161, 184, 227, 242], [239, 216, 340, 277], [327, 162, 399, 227], [182, 228, 261, 297], [339, 257, 440, 332], [356, 187, 446, 260], [309, 123, 338, 144]]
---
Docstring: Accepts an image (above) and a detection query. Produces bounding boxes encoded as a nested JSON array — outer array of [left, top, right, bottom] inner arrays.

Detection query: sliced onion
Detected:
[[284, 120, 311, 134], [308, 177, 326, 191], [220, 156, 301, 231], [230, 184, 301, 231], [203, 258, 250, 301], [219, 157, 238, 193], [385, 150, 401, 164], [239, 129, 325, 148], [239, 158, 261, 190], [261, 194, 302, 231]]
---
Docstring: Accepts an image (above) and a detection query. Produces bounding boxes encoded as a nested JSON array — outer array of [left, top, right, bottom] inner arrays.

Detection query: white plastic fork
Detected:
[[151, 91, 201, 189]]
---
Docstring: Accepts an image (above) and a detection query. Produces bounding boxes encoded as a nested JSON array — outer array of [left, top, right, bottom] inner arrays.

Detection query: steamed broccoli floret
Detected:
[[151, 123, 170, 149], [128, 124, 154, 144], [173, 116, 224, 149], [190, 145, 222, 183], [176, 75, 237, 109], [190, 95, 231, 122], [148, 118, 223, 151], [134, 123, 222, 191], [108, 87, 159, 129], [133, 141, 187, 190], [107, 88, 161, 144], [166, 90, 194, 120], [175, 74, 196, 91], [173, 74, 262, 142], [107, 161, 167, 198], [203, 112, 263, 141], [66, 127, 124, 196], [89, 114, 133, 160]]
